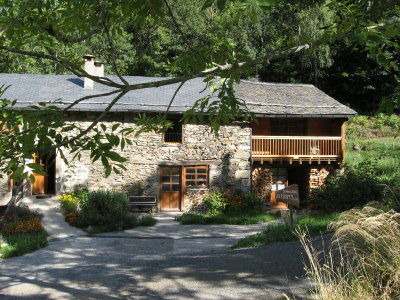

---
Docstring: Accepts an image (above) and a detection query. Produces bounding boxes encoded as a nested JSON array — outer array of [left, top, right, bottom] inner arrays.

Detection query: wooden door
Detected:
[[270, 168, 288, 209], [32, 154, 46, 195], [160, 166, 181, 211]]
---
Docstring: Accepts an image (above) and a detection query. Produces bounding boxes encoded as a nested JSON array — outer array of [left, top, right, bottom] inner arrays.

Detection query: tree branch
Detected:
[[44, 0, 107, 43], [0, 0, 30, 37], [165, 80, 187, 114], [41, 91, 127, 151]]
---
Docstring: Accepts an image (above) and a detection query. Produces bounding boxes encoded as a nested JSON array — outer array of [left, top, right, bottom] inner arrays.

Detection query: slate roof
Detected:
[[0, 73, 357, 117]]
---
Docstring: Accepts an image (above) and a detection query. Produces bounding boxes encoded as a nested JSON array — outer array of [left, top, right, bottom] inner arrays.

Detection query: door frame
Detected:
[[159, 166, 183, 211], [32, 153, 56, 195]]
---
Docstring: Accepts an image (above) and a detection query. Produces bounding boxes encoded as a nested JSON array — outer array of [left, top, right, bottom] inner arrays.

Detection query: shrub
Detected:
[[59, 193, 79, 214], [203, 188, 264, 215], [73, 188, 89, 203], [203, 188, 229, 215], [80, 190, 135, 231], [310, 162, 384, 212], [13, 205, 42, 221], [136, 215, 157, 226]]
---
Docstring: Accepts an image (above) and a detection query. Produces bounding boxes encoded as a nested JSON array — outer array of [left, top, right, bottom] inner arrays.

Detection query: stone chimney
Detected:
[[83, 54, 95, 89], [94, 61, 104, 77]]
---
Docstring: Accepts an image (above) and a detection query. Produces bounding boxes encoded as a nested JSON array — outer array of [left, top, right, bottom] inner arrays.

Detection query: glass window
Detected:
[[183, 166, 209, 189], [163, 118, 183, 144]]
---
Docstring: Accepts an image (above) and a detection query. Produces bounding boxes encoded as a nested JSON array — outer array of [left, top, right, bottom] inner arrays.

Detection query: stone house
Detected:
[[0, 58, 356, 211]]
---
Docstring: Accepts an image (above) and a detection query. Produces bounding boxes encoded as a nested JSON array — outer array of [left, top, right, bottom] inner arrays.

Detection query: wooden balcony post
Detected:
[[341, 122, 346, 164]]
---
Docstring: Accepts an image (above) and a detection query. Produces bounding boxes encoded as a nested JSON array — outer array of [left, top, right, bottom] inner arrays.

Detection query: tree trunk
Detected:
[[3, 181, 27, 217]]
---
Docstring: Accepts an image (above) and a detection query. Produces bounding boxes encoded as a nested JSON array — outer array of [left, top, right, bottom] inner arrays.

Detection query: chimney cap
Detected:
[[84, 54, 95, 60]]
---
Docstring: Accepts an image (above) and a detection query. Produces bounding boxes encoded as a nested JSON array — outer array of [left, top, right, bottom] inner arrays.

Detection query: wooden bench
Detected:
[[127, 196, 157, 211]]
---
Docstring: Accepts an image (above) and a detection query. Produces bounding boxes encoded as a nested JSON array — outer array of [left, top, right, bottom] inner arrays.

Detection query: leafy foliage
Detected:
[[203, 187, 264, 215], [310, 162, 385, 212], [0, 0, 398, 182], [79, 190, 135, 231]]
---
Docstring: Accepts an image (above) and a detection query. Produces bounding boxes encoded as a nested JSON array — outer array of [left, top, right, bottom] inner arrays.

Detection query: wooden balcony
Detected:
[[252, 136, 343, 163]]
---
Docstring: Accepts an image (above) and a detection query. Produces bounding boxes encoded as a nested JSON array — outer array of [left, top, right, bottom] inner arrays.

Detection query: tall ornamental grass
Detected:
[[299, 202, 400, 300]]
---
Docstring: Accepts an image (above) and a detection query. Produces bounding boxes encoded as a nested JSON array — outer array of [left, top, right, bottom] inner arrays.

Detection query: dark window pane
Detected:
[[278, 168, 287, 175], [198, 174, 207, 180], [164, 118, 183, 143], [186, 181, 195, 186], [197, 168, 207, 173], [170, 167, 180, 175], [172, 176, 180, 183], [162, 168, 170, 175], [198, 181, 207, 187], [171, 184, 180, 191], [161, 176, 170, 183], [162, 184, 170, 191], [186, 175, 196, 180], [278, 176, 287, 182], [164, 133, 182, 143], [186, 168, 196, 174]]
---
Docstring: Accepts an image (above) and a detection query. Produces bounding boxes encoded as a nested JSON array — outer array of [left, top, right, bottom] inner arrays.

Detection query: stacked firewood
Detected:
[[309, 168, 331, 188], [252, 167, 272, 199]]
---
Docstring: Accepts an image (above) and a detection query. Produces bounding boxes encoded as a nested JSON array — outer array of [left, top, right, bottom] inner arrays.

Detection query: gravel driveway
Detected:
[[0, 197, 312, 299]]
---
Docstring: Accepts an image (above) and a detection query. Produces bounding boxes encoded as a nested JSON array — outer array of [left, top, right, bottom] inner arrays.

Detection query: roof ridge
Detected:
[[240, 79, 314, 87]]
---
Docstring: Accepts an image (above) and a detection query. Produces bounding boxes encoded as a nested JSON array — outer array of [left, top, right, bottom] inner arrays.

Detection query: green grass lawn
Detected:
[[176, 213, 278, 225], [346, 115, 400, 187], [346, 137, 400, 187], [232, 213, 338, 249], [0, 231, 49, 259]]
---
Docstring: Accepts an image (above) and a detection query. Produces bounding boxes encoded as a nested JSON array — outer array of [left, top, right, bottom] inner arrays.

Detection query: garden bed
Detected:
[[60, 189, 157, 234], [0, 205, 49, 259]]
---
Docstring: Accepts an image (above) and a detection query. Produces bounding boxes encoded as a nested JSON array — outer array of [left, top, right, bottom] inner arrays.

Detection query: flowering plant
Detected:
[[3, 217, 43, 233]]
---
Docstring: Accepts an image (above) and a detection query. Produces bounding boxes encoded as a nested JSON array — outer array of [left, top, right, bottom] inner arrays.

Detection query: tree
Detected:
[[0, 0, 399, 212]]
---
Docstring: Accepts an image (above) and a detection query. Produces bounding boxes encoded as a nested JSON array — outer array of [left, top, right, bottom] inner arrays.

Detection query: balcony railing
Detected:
[[252, 136, 342, 160]]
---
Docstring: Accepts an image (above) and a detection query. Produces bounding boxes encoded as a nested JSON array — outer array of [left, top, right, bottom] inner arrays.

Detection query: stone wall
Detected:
[[183, 188, 209, 213], [58, 115, 252, 211]]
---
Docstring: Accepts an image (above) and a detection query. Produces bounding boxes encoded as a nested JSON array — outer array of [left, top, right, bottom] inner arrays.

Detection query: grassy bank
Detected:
[[176, 213, 277, 225], [232, 213, 338, 249], [0, 231, 49, 259], [346, 115, 400, 187]]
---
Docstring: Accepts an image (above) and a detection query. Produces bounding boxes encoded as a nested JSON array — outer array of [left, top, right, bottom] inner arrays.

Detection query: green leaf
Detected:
[[201, 0, 214, 10], [107, 151, 127, 163], [217, 0, 226, 10], [112, 123, 120, 131], [390, 61, 399, 71]]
